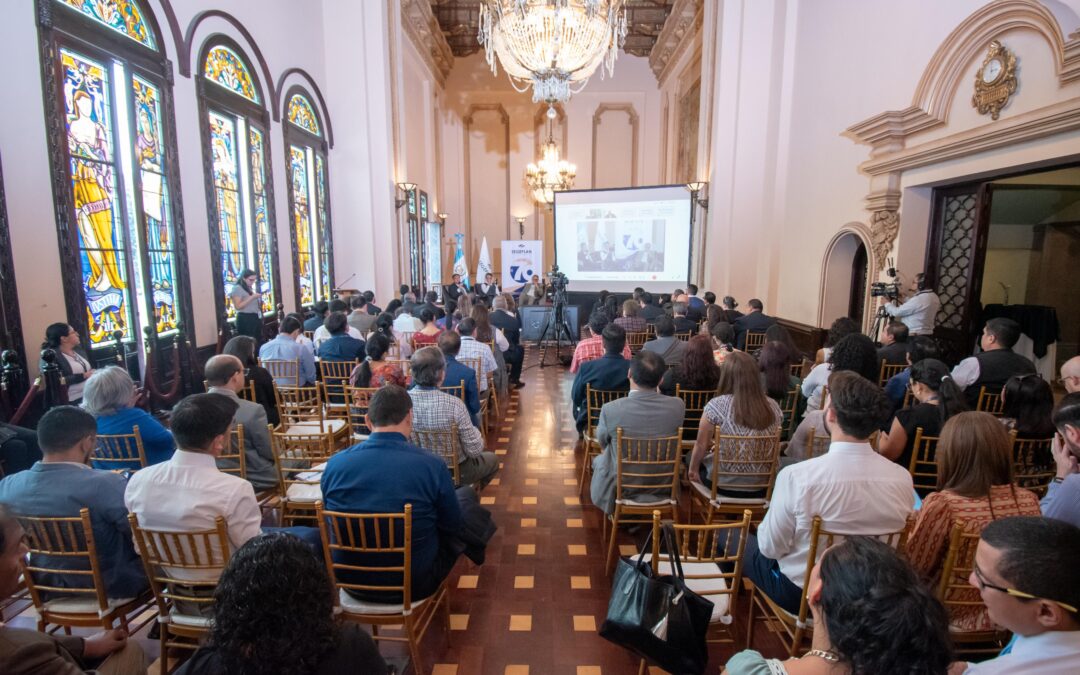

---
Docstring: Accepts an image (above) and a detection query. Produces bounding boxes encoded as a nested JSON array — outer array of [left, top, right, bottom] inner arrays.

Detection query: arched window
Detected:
[[37, 0, 192, 357], [283, 87, 333, 307], [196, 37, 280, 335]]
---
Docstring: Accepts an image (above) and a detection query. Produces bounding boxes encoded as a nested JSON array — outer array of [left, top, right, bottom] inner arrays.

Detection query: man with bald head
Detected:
[[204, 354, 277, 491], [1062, 356, 1080, 394]]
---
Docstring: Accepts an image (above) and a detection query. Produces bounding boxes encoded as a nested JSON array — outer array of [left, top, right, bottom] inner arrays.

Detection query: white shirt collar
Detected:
[[824, 441, 875, 455], [170, 449, 219, 467], [1012, 630, 1080, 657]]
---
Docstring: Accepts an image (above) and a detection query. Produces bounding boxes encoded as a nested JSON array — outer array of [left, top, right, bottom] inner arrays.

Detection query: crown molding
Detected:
[[401, 0, 453, 87], [650, 0, 703, 85]]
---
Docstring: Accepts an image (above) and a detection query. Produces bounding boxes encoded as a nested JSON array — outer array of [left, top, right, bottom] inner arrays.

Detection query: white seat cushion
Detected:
[[285, 419, 347, 435], [168, 608, 212, 628], [41, 595, 135, 617], [338, 588, 432, 616], [689, 480, 768, 507], [638, 555, 731, 623], [615, 497, 677, 507]]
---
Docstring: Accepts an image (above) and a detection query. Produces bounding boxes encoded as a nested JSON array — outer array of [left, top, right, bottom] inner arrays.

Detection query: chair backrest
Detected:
[[1010, 432, 1055, 498], [412, 425, 462, 485], [319, 360, 359, 406], [441, 384, 465, 402], [344, 385, 380, 438], [907, 427, 940, 494], [649, 509, 753, 617], [675, 386, 718, 446], [879, 361, 907, 387], [614, 429, 684, 503], [303, 330, 315, 343], [937, 521, 990, 623], [94, 426, 148, 470], [237, 379, 257, 403], [384, 358, 412, 380], [902, 387, 914, 410], [270, 428, 334, 496], [745, 331, 767, 351], [674, 331, 693, 342], [778, 387, 801, 440], [806, 426, 831, 460], [626, 331, 650, 354], [976, 386, 1005, 416], [317, 503, 419, 612], [458, 356, 483, 387], [789, 361, 805, 379], [262, 359, 301, 387], [586, 385, 630, 438], [705, 429, 782, 503], [18, 508, 109, 615], [127, 514, 231, 616], [275, 385, 325, 429], [217, 423, 247, 478]]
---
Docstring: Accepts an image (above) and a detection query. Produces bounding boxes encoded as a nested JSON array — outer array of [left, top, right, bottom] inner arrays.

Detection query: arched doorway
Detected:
[[820, 229, 873, 328]]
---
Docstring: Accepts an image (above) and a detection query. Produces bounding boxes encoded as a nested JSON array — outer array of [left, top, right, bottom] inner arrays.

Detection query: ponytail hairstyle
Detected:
[[353, 334, 392, 387], [909, 358, 968, 424], [42, 322, 72, 350], [374, 313, 395, 341], [237, 268, 257, 294]]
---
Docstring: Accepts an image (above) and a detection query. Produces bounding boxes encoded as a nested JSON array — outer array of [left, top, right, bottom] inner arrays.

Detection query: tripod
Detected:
[[537, 293, 577, 368], [868, 303, 891, 342]]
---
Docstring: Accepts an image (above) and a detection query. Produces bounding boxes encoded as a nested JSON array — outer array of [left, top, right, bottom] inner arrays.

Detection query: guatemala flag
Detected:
[[453, 233, 471, 289]]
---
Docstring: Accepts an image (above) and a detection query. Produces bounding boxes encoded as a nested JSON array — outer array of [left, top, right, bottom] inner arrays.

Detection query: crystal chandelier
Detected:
[[479, 0, 628, 105], [525, 119, 576, 205]]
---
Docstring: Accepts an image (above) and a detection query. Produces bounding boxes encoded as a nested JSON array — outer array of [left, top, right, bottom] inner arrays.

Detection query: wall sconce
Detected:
[[685, 181, 709, 210], [395, 182, 416, 210], [515, 216, 526, 237], [437, 212, 448, 226]]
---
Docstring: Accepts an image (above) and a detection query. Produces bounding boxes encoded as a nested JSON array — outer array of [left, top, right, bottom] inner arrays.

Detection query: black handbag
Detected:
[[599, 523, 714, 674]]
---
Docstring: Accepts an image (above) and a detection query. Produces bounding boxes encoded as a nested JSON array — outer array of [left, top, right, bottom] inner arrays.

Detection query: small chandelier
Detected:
[[479, 0, 628, 105], [525, 119, 576, 205]]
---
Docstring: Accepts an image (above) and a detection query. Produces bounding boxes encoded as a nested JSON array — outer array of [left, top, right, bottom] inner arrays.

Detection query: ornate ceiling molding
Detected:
[[402, 0, 454, 86], [650, 0, 702, 84]]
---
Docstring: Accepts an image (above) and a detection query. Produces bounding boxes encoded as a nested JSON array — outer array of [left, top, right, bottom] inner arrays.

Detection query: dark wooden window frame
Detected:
[[0, 153, 27, 377]]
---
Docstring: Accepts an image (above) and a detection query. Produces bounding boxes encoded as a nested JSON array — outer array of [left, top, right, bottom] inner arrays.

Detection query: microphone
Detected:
[[335, 272, 357, 289]]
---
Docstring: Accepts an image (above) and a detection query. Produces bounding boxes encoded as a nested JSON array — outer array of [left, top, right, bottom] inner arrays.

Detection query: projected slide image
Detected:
[[576, 220, 666, 272]]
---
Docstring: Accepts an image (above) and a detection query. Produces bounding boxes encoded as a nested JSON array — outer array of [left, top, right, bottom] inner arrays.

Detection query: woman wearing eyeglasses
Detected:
[[905, 411, 1042, 632]]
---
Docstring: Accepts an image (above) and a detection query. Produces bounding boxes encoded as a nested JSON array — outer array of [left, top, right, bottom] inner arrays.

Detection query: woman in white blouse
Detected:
[[39, 323, 95, 404]]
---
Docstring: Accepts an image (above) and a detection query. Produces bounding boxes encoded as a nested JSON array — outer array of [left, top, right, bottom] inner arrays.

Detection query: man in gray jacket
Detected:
[[204, 355, 278, 491], [589, 351, 686, 514], [642, 315, 688, 367]]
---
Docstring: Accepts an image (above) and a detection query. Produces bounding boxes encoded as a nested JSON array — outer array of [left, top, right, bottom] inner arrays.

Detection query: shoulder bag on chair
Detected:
[[599, 523, 713, 674]]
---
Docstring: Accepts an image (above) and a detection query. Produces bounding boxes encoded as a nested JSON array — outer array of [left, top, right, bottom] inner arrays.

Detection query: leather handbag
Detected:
[[599, 523, 714, 674]]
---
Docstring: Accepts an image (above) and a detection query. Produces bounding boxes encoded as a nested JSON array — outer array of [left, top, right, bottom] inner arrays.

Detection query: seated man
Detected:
[[671, 300, 698, 333], [571, 324, 632, 433], [321, 386, 465, 602], [347, 295, 376, 335], [951, 317, 1037, 408], [1042, 392, 1080, 528], [590, 351, 685, 514], [415, 290, 446, 321], [408, 347, 498, 488], [876, 320, 910, 367], [312, 300, 364, 349], [639, 292, 665, 323], [643, 315, 688, 367], [570, 310, 632, 374], [363, 290, 382, 316], [303, 300, 329, 332], [0, 406, 147, 599], [317, 311, 366, 362], [0, 504, 148, 674], [259, 315, 316, 386], [733, 298, 777, 349], [437, 331, 482, 429], [960, 516, 1080, 673], [456, 318, 497, 394], [751, 371, 913, 612], [204, 355, 278, 492]]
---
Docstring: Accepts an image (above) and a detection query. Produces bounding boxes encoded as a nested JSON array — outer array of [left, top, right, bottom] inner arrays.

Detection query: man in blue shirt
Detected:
[[0, 406, 147, 599], [1043, 392, 1080, 528], [322, 386, 463, 603], [303, 300, 328, 332], [317, 312, 365, 362], [437, 331, 481, 428], [258, 315, 316, 386], [571, 323, 631, 432]]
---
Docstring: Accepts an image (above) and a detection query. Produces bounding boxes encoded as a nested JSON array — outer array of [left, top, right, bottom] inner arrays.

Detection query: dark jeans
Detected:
[[740, 533, 803, 614], [504, 344, 524, 383], [0, 424, 43, 475], [235, 313, 263, 346]]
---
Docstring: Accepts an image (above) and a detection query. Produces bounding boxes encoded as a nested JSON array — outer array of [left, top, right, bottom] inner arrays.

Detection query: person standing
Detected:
[[40, 323, 95, 405], [880, 272, 941, 337], [229, 269, 263, 345]]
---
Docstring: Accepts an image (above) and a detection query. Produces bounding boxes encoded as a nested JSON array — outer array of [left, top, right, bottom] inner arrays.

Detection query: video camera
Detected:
[[870, 261, 902, 301], [549, 264, 568, 293]]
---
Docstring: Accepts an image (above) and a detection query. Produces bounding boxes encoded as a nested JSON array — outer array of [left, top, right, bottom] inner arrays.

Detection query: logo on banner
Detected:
[[508, 258, 536, 284]]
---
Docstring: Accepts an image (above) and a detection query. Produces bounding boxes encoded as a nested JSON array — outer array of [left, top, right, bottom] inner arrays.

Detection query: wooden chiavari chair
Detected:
[[908, 427, 941, 495], [937, 522, 1012, 657], [412, 424, 464, 487], [276, 384, 349, 449], [674, 331, 693, 342], [344, 385, 379, 442], [976, 386, 1005, 416], [319, 359, 359, 418], [805, 425, 831, 460], [262, 358, 301, 387], [674, 386, 718, 455], [1010, 431, 1055, 498], [270, 428, 335, 526], [579, 385, 631, 494], [745, 331, 767, 352], [778, 387, 801, 441], [688, 429, 782, 526], [626, 331, 650, 355], [216, 423, 247, 479], [93, 426, 148, 471], [440, 384, 465, 402], [878, 361, 908, 387]]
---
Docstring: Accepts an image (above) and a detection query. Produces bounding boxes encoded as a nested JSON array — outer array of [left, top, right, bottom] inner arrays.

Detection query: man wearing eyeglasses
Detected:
[[1061, 356, 1080, 394], [959, 516, 1080, 673]]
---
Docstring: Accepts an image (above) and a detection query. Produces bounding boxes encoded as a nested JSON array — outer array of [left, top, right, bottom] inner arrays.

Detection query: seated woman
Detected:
[[1000, 374, 1056, 440], [701, 303, 723, 337], [614, 298, 647, 333], [905, 411, 1041, 632], [722, 537, 952, 675], [687, 351, 782, 495], [176, 533, 387, 675], [349, 334, 407, 389], [661, 334, 721, 396], [411, 307, 443, 348], [222, 335, 279, 427], [372, 311, 411, 358], [40, 323, 95, 405], [710, 321, 736, 364], [759, 341, 804, 439], [814, 316, 860, 366], [472, 304, 509, 398], [802, 333, 878, 413], [877, 358, 967, 473], [760, 323, 803, 364], [82, 366, 174, 469]]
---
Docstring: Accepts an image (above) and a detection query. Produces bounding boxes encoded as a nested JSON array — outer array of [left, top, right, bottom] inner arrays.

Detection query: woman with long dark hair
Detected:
[[1000, 374, 1056, 439], [661, 334, 721, 395], [878, 358, 968, 471], [723, 537, 952, 675], [176, 533, 387, 675], [222, 335, 279, 426], [471, 304, 509, 398], [710, 321, 736, 364], [40, 323, 94, 404], [229, 269, 263, 344]]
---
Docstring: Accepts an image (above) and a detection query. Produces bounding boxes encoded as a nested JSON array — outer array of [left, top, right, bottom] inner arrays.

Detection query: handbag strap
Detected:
[[660, 522, 689, 587], [632, 528, 656, 573]]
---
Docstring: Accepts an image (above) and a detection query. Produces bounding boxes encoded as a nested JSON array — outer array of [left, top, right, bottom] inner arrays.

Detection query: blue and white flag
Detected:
[[453, 233, 470, 288], [476, 236, 494, 282]]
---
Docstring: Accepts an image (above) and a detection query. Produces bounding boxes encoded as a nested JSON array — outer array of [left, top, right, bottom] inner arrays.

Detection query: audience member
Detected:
[[384, 298, 403, 316], [490, 295, 525, 387], [347, 295, 376, 335], [400, 290, 419, 316], [1000, 374, 1056, 439], [877, 358, 967, 472], [519, 274, 544, 306], [363, 290, 382, 315], [720, 296, 743, 324], [408, 348, 498, 487], [671, 301, 697, 334], [316, 312, 365, 362], [476, 273, 498, 306], [0, 504, 148, 674], [0, 423, 42, 475], [660, 334, 721, 396], [394, 302, 424, 333], [702, 304, 723, 337], [685, 283, 705, 319], [83, 366, 174, 468], [884, 335, 939, 410], [815, 317, 860, 365], [457, 318, 498, 394], [0, 406, 147, 599], [259, 316, 316, 386], [286, 312, 317, 358], [959, 516, 1080, 673], [412, 307, 444, 348], [750, 372, 913, 613], [312, 300, 364, 348], [471, 304, 510, 396], [761, 323, 802, 363], [40, 322, 94, 404], [723, 538, 952, 675], [571, 324, 631, 432], [570, 310, 632, 373], [710, 321, 736, 364], [951, 317, 1037, 408], [303, 300, 329, 332], [436, 331, 482, 428], [643, 315, 689, 366], [416, 289, 447, 321], [590, 351, 685, 514], [614, 298, 647, 333], [638, 292, 664, 322], [223, 335, 280, 426], [349, 334, 407, 389], [204, 355, 277, 492], [877, 320, 910, 367], [733, 298, 777, 349], [802, 333, 879, 412], [175, 533, 386, 675], [1042, 392, 1080, 527], [1061, 355, 1080, 393], [702, 291, 716, 307], [759, 341, 803, 438]]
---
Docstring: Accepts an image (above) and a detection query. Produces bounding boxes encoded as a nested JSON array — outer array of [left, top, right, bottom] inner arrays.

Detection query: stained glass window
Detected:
[[204, 46, 260, 103], [250, 128, 275, 314], [287, 94, 320, 137], [315, 155, 331, 301], [290, 146, 315, 306], [58, 0, 156, 49]]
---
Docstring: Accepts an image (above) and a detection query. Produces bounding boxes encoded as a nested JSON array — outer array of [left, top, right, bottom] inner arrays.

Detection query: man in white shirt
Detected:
[[880, 273, 940, 336], [751, 371, 914, 612], [960, 516, 1080, 674], [456, 318, 497, 393], [312, 301, 364, 349]]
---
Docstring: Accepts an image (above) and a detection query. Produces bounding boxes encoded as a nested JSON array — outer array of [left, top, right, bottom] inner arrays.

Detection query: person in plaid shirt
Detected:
[[570, 310, 632, 374], [456, 318, 497, 393]]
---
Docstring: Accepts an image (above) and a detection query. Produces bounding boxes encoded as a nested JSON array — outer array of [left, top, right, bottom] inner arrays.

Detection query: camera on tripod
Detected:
[[549, 265, 568, 294], [870, 263, 902, 301]]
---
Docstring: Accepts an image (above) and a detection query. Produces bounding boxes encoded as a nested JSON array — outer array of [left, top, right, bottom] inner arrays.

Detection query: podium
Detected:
[[333, 288, 361, 299]]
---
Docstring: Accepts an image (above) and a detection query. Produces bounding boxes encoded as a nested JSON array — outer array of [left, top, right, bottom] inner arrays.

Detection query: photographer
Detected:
[[879, 273, 940, 337]]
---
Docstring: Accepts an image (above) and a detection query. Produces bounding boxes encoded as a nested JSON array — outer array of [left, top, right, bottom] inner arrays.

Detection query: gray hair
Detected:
[[410, 346, 446, 387], [81, 366, 136, 417], [493, 295, 507, 311], [404, 292, 416, 302], [672, 301, 688, 316]]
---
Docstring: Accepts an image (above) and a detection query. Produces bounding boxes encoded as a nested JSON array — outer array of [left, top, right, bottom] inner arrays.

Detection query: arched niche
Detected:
[[818, 224, 875, 330]]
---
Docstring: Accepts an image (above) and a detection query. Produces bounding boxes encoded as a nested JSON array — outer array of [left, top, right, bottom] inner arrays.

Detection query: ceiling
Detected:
[[429, 1, 676, 58]]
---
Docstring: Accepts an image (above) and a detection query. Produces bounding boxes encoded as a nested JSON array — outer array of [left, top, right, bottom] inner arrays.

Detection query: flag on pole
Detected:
[[476, 236, 494, 283], [453, 233, 470, 289]]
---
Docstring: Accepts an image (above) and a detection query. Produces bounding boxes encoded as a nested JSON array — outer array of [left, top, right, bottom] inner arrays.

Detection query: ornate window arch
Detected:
[[36, 0, 193, 359], [283, 86, 333, 307], [196, 35, 281, 337]]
